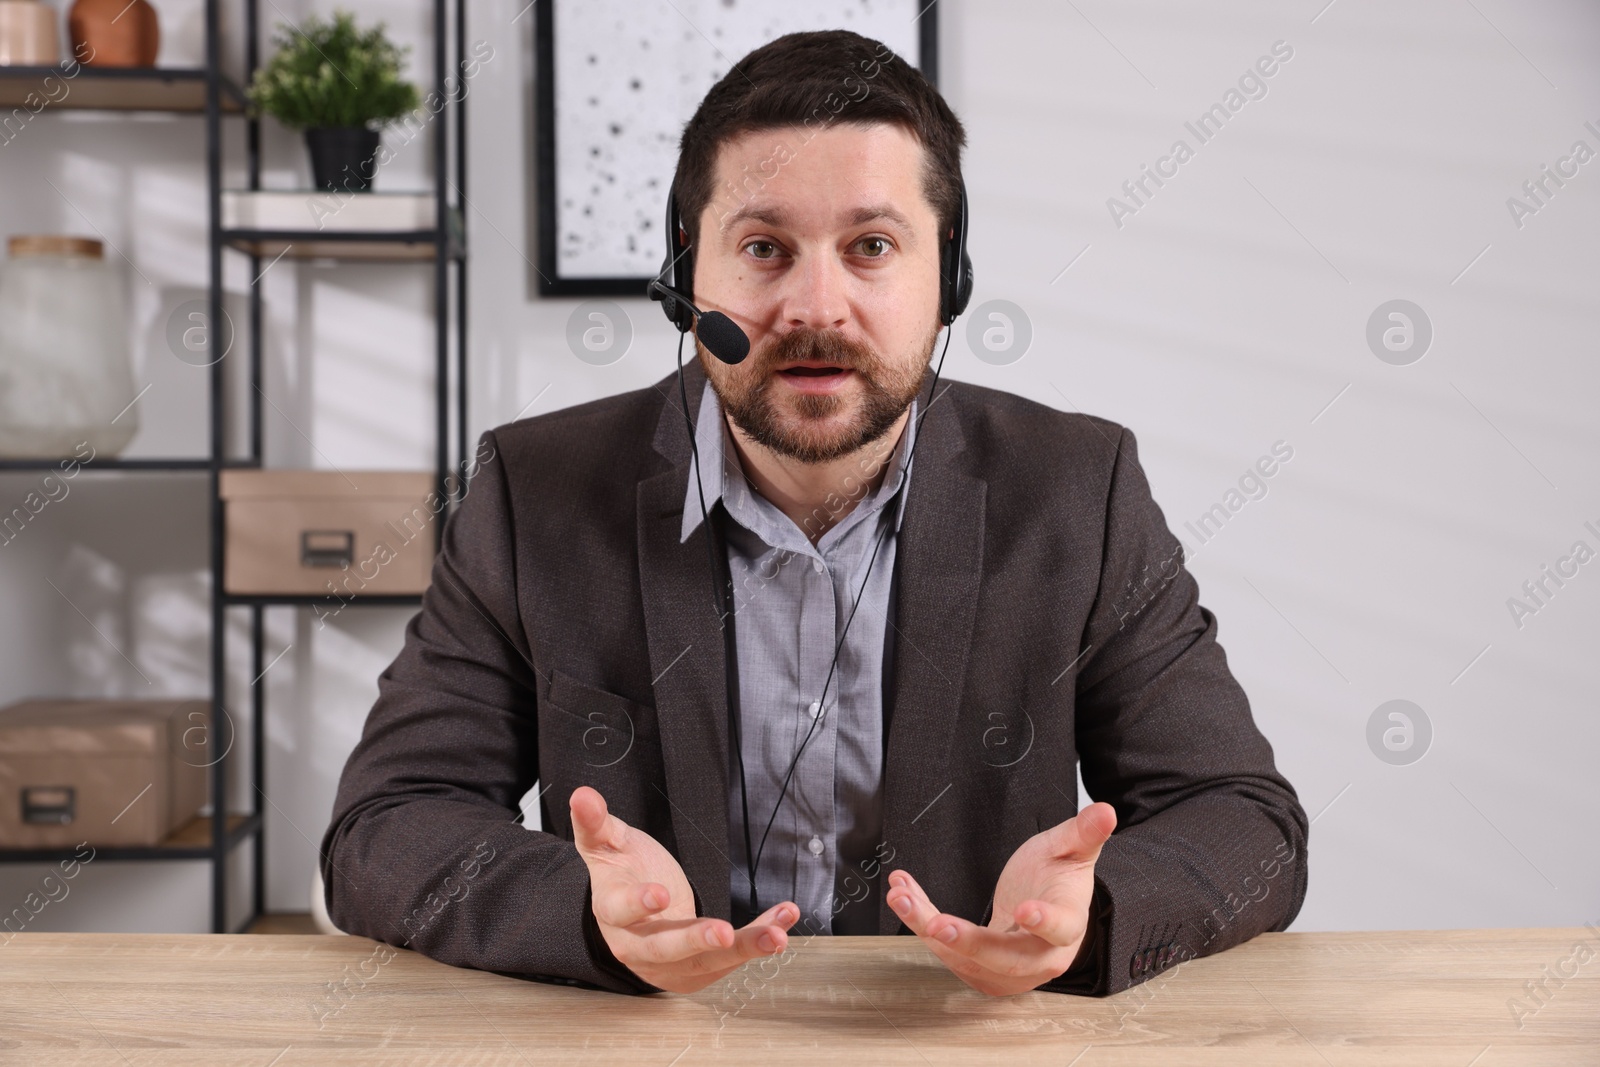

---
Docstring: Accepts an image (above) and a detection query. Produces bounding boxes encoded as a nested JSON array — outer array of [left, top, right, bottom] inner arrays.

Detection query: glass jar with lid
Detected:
[[0, 234, 138, 458]]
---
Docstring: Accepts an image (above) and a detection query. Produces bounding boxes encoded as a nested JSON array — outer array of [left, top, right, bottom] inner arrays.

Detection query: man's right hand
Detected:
[[570, 785, 799, 993]]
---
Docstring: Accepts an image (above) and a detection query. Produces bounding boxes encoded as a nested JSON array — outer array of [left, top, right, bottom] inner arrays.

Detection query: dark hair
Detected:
[[672, 29, 966, 256]]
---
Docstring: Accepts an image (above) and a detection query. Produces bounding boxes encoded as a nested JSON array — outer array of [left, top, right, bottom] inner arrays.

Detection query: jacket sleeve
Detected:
[[319, 428, 663, 995], [1042, 425, 1309, 996]]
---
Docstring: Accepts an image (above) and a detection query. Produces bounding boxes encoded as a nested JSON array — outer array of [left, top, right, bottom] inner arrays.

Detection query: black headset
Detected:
[[644, 177, 973, 926]]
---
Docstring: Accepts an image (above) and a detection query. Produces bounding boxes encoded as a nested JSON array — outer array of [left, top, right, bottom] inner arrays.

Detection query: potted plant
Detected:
[[246, 10, 420, 192]]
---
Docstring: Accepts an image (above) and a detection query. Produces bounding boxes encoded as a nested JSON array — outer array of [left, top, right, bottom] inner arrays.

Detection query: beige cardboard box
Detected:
[[0, 699, 211, 848], [219, 470, 437, 597]]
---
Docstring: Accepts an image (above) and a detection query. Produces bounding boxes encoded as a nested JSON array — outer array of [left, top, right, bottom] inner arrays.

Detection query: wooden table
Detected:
[[3, 929, 1596, 1064]]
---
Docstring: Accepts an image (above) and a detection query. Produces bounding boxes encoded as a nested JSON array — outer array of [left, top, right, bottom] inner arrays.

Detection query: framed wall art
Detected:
[[533, 0, 940, 296]]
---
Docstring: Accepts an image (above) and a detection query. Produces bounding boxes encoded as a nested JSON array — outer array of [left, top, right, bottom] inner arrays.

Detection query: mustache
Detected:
[[757, 329, 875, 373]]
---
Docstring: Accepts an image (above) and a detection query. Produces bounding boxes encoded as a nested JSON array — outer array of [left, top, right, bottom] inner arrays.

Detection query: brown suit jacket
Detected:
[[321, 357, 1308, 996]]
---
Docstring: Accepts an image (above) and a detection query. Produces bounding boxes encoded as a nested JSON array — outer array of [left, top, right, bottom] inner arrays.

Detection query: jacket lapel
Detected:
[[874, 373, 987, 932], [634, 358, 987, 933], [636, 357, 735, 920]]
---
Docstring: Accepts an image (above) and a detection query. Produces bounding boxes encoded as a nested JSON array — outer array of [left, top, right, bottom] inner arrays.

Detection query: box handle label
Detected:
[[22, 785, 75, 825], [301, 529, 355, 568]]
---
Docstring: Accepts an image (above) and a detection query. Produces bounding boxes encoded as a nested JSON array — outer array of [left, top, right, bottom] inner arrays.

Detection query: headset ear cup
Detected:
[[939, 225, 957, 327], [655, 253, 678, 325], [656, 193, 695, 333], [938, 237, 974, 325], [679, 241, 696, 332], [939, 183, 972, 326], [955, 252, 974, 320]]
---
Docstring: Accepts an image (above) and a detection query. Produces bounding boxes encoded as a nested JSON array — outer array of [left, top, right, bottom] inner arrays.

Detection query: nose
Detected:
[[783, 246, 849, 332]]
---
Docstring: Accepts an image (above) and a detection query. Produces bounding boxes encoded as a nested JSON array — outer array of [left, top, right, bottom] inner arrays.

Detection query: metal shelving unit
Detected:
[[0, 0, 468, 934]]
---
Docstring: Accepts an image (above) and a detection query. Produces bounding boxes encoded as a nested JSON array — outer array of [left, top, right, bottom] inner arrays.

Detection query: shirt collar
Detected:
[[680, 377, 917, 543]]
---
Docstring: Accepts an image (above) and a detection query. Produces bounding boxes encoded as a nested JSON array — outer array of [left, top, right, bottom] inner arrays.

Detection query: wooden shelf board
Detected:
[[223, 231, 461, 262], [0, 457, 213, 472], [161, 813, 249, 848], [223, 592, 425, 607], [0, 65, 246, 113], [0, 813, 255, 862]]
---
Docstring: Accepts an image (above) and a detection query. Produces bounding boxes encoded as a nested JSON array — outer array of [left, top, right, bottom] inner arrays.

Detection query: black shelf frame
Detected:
[[0, 0, 469, 937]]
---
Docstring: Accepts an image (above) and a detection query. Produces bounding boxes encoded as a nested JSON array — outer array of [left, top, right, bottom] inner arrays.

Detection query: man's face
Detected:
[[691, 122, 944, 464]]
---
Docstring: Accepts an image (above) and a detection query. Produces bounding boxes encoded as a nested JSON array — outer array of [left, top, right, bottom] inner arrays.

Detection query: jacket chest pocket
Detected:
[[537, 668, 666, 838]]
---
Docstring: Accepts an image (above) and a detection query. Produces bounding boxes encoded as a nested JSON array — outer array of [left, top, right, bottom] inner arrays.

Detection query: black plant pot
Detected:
[[304, 127, 381, 192]]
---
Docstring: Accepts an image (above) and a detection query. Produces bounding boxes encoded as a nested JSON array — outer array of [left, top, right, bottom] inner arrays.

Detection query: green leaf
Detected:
[[245, 9, 423, 130]]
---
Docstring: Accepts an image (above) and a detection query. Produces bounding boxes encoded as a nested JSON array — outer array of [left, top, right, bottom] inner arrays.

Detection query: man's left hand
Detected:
[[886, 801, 1117, 996]]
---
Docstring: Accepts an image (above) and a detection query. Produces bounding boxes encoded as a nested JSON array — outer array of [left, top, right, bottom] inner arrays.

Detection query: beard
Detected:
[[702, 323, 937, 464]]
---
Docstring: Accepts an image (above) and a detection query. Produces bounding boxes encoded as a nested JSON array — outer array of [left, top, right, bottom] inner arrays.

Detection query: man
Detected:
[[322, 29, 1306, 999]]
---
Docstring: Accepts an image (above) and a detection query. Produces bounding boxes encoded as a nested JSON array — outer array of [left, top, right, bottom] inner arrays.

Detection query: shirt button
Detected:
[[807, 835, 824, 856], [808, 700, 823, 719], [812, 559, 825, 574]]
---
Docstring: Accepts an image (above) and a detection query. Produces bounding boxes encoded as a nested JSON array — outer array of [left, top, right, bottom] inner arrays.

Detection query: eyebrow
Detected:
[[717, 203, 916, 238]]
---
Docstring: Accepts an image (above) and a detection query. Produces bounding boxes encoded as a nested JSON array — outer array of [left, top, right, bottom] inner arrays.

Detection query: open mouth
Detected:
[[779, 366, 847, 377]]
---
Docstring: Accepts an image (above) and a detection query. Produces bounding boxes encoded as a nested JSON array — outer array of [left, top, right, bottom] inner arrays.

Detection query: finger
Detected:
[[941, 917, 1071, 978], [1042, 801, 1116, 861], [886, 872, 992, 980], [1009, 897, 1087, 950], [686, 902, 800, 974], [627, 905, 796, 975], [569, 785, 627, 856], [724, 905, 795, 959], [593, 879, 671, 928], [739, 900, 801, 935], [885, 869, 946, 941], [620, 916, 739, 968], [617, 896, 799, 949]]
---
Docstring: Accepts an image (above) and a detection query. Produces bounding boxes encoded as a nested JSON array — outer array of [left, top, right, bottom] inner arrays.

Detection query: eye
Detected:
[[744, 240, 779, 260], [856, 236, 891, 257]]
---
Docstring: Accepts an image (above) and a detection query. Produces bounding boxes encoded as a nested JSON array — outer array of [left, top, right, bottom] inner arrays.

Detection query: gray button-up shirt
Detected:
[[681, 378, 916, 936]]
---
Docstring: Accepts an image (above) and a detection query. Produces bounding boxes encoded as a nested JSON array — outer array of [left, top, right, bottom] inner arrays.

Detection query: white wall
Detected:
[[1, 0, 1595, 935]]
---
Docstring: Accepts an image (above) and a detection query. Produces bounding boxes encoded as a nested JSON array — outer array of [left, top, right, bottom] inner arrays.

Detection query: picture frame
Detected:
[[532, 1, 940, 297]]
